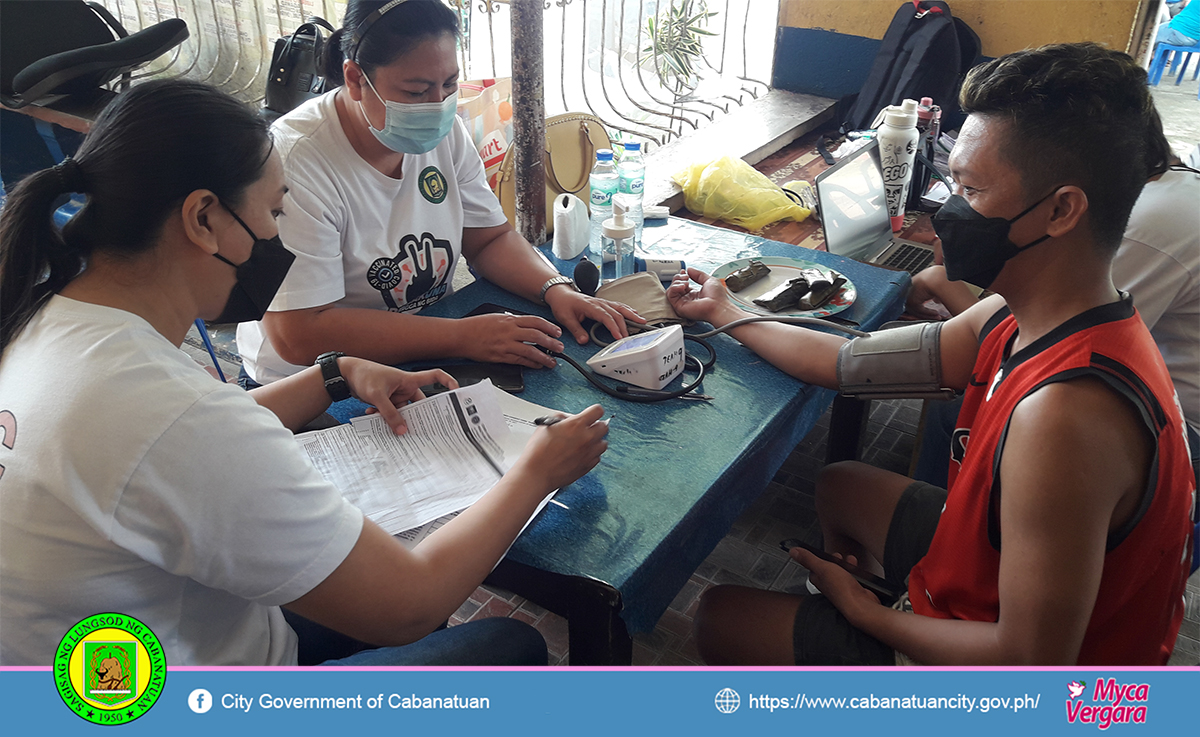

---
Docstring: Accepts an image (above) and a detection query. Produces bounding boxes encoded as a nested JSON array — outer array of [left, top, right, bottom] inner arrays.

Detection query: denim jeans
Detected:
[[912, 395, 962, 489], [1157, 23, 1200, 48], [237, 365, 261, 390], [283, 610, 548, 666]]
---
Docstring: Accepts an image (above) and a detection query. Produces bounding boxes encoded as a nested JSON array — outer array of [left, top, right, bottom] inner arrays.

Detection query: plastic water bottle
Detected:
[[588, 149, 618, 262], [617, 141, 645, 246], [907, 97, 935, 211], [876, 98, 919, 232]]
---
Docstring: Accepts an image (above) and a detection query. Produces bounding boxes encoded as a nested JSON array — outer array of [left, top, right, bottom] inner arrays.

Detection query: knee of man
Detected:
[[694, 586, 741, 660], [815, 461, 873, 510]]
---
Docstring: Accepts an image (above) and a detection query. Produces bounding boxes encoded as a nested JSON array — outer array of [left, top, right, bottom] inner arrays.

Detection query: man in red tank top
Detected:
[[667, 43, 1195, 665]]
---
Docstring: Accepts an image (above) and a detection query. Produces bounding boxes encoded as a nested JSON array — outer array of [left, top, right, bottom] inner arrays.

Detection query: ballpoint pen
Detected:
[[534, 414, 617, 426]]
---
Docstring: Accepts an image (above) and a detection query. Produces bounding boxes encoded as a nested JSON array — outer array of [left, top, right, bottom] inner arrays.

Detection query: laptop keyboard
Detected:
[[882, 242, 935, 274]]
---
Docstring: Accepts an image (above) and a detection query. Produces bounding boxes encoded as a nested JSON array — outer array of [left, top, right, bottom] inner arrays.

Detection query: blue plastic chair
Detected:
[[1148, 42, 1200, 96]]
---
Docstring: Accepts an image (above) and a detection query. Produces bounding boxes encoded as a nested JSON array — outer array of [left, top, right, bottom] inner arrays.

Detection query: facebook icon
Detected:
[[188, 688, 213, 714]]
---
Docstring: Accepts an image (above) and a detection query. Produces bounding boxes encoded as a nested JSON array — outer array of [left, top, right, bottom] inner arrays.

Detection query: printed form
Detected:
[[295, 380, 558, 547]]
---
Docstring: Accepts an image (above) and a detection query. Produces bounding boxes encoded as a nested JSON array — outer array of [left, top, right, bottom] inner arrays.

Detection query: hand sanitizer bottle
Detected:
[[602, 198, 636, 282]]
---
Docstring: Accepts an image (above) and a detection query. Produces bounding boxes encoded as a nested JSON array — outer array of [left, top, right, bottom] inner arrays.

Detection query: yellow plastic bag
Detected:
[[673, 156, 810, 231]]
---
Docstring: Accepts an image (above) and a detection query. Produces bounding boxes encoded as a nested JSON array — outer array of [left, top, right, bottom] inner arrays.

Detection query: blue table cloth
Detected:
[[330, 218, 909, 635]]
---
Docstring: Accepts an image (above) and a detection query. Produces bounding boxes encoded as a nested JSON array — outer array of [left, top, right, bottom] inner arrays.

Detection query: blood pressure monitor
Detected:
[[585, 325, 686, 391]]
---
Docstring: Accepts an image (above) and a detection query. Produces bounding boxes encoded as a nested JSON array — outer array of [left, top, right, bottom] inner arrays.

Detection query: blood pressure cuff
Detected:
[[836, 321, 957, 400], [595, 272, 693, 327]]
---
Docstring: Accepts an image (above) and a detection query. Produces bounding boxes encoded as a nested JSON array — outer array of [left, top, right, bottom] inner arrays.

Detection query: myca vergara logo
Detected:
[[54, 613, 166, 725], [1065, 677, 1149, 729]]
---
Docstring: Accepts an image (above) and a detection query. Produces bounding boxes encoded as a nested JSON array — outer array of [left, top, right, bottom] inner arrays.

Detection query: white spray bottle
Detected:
[[876, 98, 920, 232]]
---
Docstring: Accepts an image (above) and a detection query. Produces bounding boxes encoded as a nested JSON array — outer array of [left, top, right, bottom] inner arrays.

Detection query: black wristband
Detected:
[[316, 351, 351, 402]]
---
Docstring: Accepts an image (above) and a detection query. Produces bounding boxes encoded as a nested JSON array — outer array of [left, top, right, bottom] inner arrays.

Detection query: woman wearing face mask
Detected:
[[0, 80, 610, 666], [236, 0, 641, 387]]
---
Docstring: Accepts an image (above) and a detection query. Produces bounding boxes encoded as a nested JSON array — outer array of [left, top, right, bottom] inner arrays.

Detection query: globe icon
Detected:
[[714, 688, 740, 714]]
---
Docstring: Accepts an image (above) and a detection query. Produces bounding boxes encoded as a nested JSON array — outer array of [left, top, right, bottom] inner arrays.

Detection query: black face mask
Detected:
[[932, 189, 1058, 290], [212, 203, 295, 324]]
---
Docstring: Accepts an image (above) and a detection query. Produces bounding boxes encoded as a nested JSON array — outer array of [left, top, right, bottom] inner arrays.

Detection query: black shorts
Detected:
[[792, 480, 947, 665]]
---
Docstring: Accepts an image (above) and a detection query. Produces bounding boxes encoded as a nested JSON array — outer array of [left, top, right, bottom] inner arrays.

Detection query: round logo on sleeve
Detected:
[[418, 166, 448, 204], [54, 613, 166, 725]]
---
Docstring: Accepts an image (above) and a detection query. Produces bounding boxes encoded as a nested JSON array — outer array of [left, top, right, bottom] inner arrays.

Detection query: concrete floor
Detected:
[[1151, 52, 1200, 158]]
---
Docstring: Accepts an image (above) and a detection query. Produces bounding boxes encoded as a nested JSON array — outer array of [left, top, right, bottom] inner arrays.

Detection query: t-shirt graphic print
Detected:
[[368, 232, 455, 312]]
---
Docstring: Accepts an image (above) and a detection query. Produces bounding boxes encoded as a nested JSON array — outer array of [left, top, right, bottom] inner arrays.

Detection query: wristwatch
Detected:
[[316, 351, 351, 402], [539, 275, 577, 304]]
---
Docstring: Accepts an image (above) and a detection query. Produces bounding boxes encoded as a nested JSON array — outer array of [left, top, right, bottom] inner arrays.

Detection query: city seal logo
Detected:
[[54, 613, 166, 725], [419, 166, 448, 204]]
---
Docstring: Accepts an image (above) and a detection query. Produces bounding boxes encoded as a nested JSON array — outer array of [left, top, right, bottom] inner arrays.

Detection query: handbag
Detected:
[[493, 112, 612, 237], [263, 16, 335, 115]]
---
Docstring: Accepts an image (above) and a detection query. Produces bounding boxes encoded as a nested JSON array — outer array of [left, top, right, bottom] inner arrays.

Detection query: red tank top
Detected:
[[908, 297, 1195, 664]]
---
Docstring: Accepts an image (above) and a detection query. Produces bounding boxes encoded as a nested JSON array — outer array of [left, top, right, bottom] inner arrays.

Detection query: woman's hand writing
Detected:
[[510, 404, 609, 494]]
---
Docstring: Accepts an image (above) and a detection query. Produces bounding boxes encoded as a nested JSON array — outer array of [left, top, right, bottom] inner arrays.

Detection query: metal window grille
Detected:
[[102, 0, 775, 148]]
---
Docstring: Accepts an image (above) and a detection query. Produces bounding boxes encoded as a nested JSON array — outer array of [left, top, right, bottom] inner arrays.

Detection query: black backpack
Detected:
[[263, 16, 335, 116], [841, 1, 981, 132]]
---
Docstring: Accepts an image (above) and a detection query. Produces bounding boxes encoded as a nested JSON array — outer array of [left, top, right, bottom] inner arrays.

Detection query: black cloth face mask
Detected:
[[211, 202, 295, 324], [932, 188, 1058, 289]]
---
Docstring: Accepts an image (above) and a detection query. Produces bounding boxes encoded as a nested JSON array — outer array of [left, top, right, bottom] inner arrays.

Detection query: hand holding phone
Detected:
[[779, 538, 902, 606], [461, 302, 563, 368]]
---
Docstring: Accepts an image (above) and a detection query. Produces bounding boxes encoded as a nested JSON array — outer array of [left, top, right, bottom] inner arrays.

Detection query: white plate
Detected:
[[711, 257, 857, 318]]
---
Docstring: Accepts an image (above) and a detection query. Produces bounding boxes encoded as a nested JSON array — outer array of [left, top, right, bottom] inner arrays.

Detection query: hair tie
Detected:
[[53, 158, 87, 193]]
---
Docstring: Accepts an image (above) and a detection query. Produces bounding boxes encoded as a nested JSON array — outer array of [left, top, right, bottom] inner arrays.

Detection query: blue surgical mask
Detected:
[[360, 73, 457, 154]]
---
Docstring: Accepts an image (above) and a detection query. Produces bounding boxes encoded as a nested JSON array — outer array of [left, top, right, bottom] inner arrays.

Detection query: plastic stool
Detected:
[[1149, 42, 1200, 92], [1169, 49, 1200, 85]]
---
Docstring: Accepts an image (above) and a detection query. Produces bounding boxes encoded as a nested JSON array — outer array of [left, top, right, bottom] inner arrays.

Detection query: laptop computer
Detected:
[[815, 139, 935, 275]]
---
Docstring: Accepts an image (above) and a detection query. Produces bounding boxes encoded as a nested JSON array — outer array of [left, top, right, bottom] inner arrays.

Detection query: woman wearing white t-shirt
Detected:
[[0, 80, 609, 665], [237, 0, 640, 386]]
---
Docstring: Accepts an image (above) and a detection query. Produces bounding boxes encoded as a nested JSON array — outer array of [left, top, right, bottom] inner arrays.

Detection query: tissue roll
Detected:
[[552, 194, 591, 259]]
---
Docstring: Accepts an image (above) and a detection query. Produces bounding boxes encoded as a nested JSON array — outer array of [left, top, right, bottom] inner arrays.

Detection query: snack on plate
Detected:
[[724, 259, 771, 292], [753, 276, 810, 312], [799, 275, 848, 310], [797, 268, 832, 295]]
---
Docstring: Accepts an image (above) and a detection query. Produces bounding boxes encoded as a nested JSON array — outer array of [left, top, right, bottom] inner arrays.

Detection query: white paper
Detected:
[[391, 389, 562, 550], [296, 380, 563, 544], [298, 380, 508, 533], [921, 179, 951, 207]]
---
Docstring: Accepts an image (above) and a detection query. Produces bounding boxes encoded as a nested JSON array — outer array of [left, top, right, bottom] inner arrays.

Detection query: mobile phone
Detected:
[[465, 302, 531, 318], [418, 362, 524, 395], [779, 538, 902, 605]]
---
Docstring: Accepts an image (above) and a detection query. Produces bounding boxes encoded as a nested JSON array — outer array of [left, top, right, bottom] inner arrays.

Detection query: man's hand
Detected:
[[666, 267, 745, 326], [906, 265, 953, 319], [544, 286, 644, 344], [906, 265, 977, 319], [790, 547, 885, 627], [339, 358, 457, 435]]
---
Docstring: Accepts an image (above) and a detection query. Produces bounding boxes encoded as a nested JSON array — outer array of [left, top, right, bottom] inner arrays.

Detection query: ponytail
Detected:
[[323, 27, 349, 86], [0, 164, 89, 351]]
